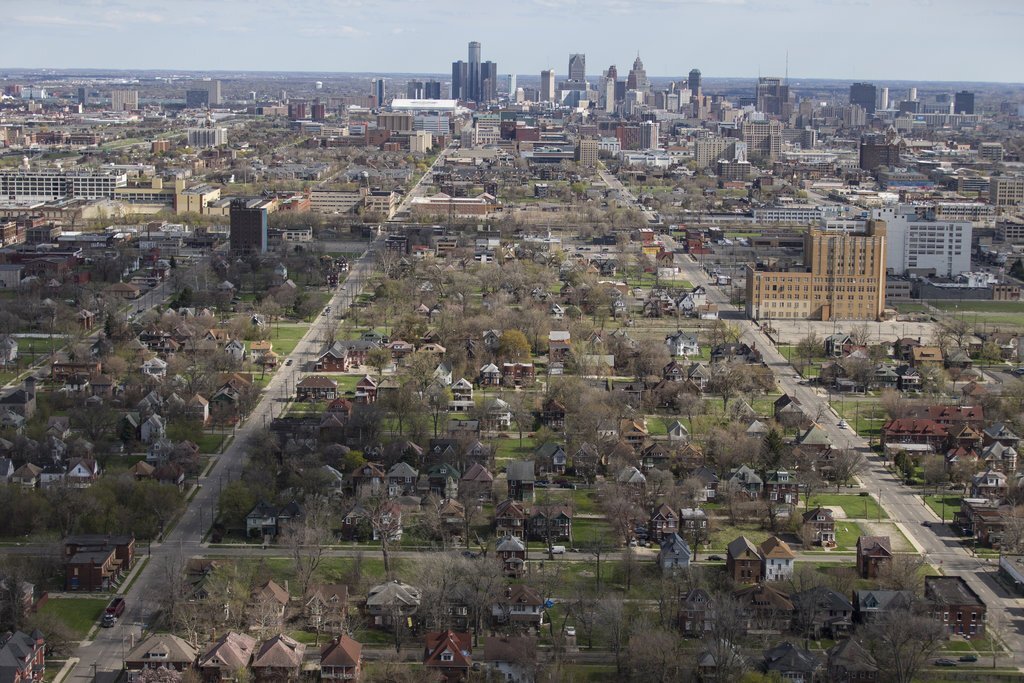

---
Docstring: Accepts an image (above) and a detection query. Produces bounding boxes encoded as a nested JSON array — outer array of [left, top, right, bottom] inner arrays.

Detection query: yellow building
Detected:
[[745, 220, 887, 321]]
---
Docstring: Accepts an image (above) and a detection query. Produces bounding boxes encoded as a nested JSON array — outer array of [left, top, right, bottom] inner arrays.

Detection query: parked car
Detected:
[[549, 545, 566, 555], [934, 659, 957, 667], [837, 419, 849, 429], [102, 597, 125, 627], [958, 655, 978, 662], [564, 626, 576, 637], [707, 555, 724, 562]]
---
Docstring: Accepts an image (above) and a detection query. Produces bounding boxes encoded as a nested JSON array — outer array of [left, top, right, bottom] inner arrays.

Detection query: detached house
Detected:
[[727, 536, 763, 584], [665, 330, 700, 357], [801, 507, 836, 546], [856, 536, 892, 579]]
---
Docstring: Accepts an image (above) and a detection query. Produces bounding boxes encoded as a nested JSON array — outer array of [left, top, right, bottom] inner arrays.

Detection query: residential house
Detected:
[[954, 498, 1008, 547], [495, 499, 529, 538], [527, 505, 572, 542], [727, 465, 763, 498], [881, 419, 948, 450], [63, 534, 134, 591], [894, 364, 921, 391], [727, 536, 763, 584], [491, 585, 544, 628], [774, 394, 810, 429], [478, 364, 501, 387], [678, 588, 714, 636], [422, 630, 472, 682], [801, 507, 836, 546], [618, 418, 648, 448], [657, 532, 692, 573], [496, 535, 527, 577], [350, 463, 386, 498], [482, 636, 536, 683], [648, 504, 678, 542], [691, 466, 719, 502], [539, 399, 566, 429], [426, 463, 460, 498], [449, 378, 474, 412], [506, 461, 536, 502], [0, 630, 45, 683], [125, 634, 198, 683], [354, 376, 377, 403], [140, 357, 168, 378], [365, 580, 421, 628], [305, 584, 349, 634], [971, 468, 1008, 501], [251, 634, 305, 683], [198, 632, 256, 683], [296, 376, 338, 402], [386, 462, 419, 497], [10, 463, 42, 488], [925, 576, 986, 638], [0, 337, 17, 365], [910, 345, 943, 367], [827, 639, 879, 683], [762, 642, 822, 683], [760, 536, 796, 582], [665, 330, 700, 357], [319, 635, 362, 682], [501, 363, 535, 387], [678, 508, 709, 542], [733, 584, 794, 633], [483, 398, 512, 430], [764, 470, 798, 506], [667, 420, 689, 443], [0, 378, 36, 419], [533, 442, 566, 475], [792, 586, 854, 639], [856, 536, 892, 579], [140, 414, 166, 444], [460, 463, 493, 500], [245, 501, 302, 538]]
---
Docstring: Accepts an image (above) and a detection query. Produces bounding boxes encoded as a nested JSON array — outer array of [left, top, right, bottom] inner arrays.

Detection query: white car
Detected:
[[837, 419, 849, 429], [564, 626, 576, 637]]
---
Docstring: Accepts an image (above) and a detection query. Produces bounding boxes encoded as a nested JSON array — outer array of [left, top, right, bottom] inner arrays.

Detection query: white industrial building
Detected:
[[872, 205, 971, 277]]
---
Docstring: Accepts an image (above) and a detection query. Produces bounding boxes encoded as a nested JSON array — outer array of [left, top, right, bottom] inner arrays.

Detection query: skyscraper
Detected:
[[507, 74, 516, 98], [849, 82, 877, 114], [540, 70, 555, 103], [878, 87, 889, 110], [372, 78, 386, 107], [688, 68, 702, 94], [480, 61, 498, 102], [755, 77, 790, 117], [954, 90, 975, 115], [626, 54, 648, 91], [603, 65, 618, 113], [468, 41, 482, 102], [110, 89, 138, 112], [229, 199, 268, 254], [568, 53, 586, 82], [451, 61, 468, 100], [77, 87, 88, 106]]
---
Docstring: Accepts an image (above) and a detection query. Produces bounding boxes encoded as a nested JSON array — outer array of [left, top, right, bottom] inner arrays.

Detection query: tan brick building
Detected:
[[745, 220, 887, 321]]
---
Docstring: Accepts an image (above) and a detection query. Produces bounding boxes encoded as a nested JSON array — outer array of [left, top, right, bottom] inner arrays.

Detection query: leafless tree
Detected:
[[829, 449, 866, 490], [597, 595, 631, 674], [879, 553, 926, 595], [863, 607, 946, 683], [284, 495, 333, 597]]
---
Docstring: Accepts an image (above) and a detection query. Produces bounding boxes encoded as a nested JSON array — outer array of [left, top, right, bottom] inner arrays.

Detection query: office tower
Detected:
[[626, 54, 648, 91], [311, 103, 326, 121], [185, 89, 209, 108], [480, 61, 498, 102], [640, 121, 660, 150], [77, 87, 87, 106], [507, 75, 516, 98], [110, 89, 138, 112], [741, 119, 782, 160], [603, 67, 617, 113], [859, 132, 904, 170], [872, 206, 971, 277], [907, 87, 917, 101], [230, 199, 268, 254], [540, 70, 556, 102], [878, 87, 889, 110], [372, 78, 386, 107], [954, 90, 975, 115], [576, 138, 598, 168], [424, 80, 442, 99], [187, 127, 228, 148], [688, 68, 701, 95], [746, 220, 887, 322], [468, 41, 482, 102], [407, 80, 424, 99], [568, 53, 586, 82], [288, 101, 307, 120], [755, 77, 790, 117], [451, 61, 468, 101], [849, 82, 877, 114], [202, 79, 222, 105]]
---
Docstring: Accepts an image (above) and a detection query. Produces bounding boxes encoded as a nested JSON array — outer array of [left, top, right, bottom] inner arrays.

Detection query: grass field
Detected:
[[835, 400, 888, 439], [38, 598, 108, 638], [195, 432, 226, 453], [807, 493, 889, 520], [924, 494, 962, 522], [493, 436, 537, 466], [267, 323, 310, 357]]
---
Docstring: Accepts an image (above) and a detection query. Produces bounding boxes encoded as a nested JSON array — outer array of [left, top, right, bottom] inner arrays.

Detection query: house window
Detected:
[[441, 653, 453, 662]]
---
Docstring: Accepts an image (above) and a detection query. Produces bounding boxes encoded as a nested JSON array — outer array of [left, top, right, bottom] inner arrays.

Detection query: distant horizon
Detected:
[[5, 0, 1022, 85]]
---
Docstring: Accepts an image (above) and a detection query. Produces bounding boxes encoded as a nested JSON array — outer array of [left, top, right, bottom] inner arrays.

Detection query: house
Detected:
[[774, 394, 810, 429], [792, 586, 854, 639], [533, 442, 566, 475], [501, 362, 535, 387], [648, 504, 678, 541], [341, 501, 402, 542], [386, 462, 419, 497], [296, 376, 338, 401], [618, 418, 648, 447], [319, 635, 362, 682], [762, 642, 822, 683], [665, 330, 700, 357], [140, 414, 166, 444], [491, 585, 544, 627], [426, 462, 460, 498], [727, 536, 763, 584], [0, 630, 45, 683], [911, 345, 943, 367], [66, 458, 100, 488], [482, 636, 536, 683], [925, 576, 986, 638], [733, 584, 794, 633], [980, 441, 1019, 473], [483, 398, 512, 430], [63, 534, 135, 591], [691, 466, 719, 502], [496, 535, 527, 577], [316, 342, 350, 372], [616, 466, 646, 489], [124, 634, 198, 683], [764, 470, 798, 506], [895, 364, 921, 391], [366, 580, 421, 627], [527, 505, 572, 542], [249, 579, 290, 627], [460, 463, 493, 499], [539, 398, 566, 429], [304, 584, 349, 633], [449, 378, 474, 412], [760, 536, 796, 582], [667, 420, 689, 443], [495, 499, 529, 538], [245, 501, 303, 538], [657, 533, 692, 573], [856, 536, 892, 579], [678, 588, 714, 636], [727, 464, 763, 498], [0, 337, 17, 366], [140, 357, 168, 378], [678, 508, 709, 541], [971, 468, 1008, 500], [478, 363, 501, 387], [350, 463, 386, 497], [506, 460, 536, 502], [10, 463, 42, 488], [422, 630, 472, 682], [801, 507, 836, 546], [0, 378, 36, 419], [827, 639, 879, 683], [198, 632, 257, 682], [251, 634, 305, 682], [852, 589, 912, 623], [881, 419, 948, 450]]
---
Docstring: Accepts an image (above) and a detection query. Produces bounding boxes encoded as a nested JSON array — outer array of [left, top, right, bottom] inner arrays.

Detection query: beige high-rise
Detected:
[[745, 220, 887, 321]]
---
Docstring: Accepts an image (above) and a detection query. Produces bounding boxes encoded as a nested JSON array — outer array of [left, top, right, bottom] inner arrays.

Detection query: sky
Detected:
[[5, 0, 1023, 83]]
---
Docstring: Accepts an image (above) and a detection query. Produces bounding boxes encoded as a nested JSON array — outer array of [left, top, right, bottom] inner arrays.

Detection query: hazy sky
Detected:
[[6, 0, 1022, 83]]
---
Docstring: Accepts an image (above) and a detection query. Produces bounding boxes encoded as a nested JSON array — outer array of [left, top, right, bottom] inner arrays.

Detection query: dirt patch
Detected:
[[824, 506, 847, 520]]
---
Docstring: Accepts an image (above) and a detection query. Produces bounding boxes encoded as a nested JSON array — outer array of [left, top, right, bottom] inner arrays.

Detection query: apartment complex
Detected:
[[745, 220, 887, 322], [187, 127, 228, 148], [741, 119, 782, 161], [110, 89, 138, 112], [0, 170, 127, 200]]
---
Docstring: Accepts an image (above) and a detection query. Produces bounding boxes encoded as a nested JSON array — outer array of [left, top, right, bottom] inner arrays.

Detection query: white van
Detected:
[[549, 545, 566, 555]]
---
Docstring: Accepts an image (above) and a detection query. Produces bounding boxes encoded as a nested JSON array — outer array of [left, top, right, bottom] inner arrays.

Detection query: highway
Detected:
[[676, 255, 1024, 665]]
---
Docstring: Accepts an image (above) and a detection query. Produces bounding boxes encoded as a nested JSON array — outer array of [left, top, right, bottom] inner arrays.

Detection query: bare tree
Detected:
[[597, 595, 630, 674], [879, 553, 926, 594], [365, 495, 402, 577], [284, 496, 333, 598], [829, 449, 866, 490], [864, 607, 946, 683]]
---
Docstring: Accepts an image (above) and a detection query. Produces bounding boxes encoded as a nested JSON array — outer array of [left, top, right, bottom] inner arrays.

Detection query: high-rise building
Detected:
[[872, 206, 971, 277], [990, 176, 1024, 207], [859, 132, 904, 170], [745, 221, 888, 322], [507, 75, 516, 98], [626, 54, 648, 91], [110, 89, 138, 112], [406, 80, 425, 99], [480, 61, 498, 102], [640, 121, 660, 150], [185, 90, 209, 108], [755, 77, 790, 117], [540, 70, 556, 103], [878, 87, 889, 110], [954, 90, 975, 115], [741, 119, 782, 160], [194, 79, 221, 105], [229, 199, 268, 254], [849, 82, 877, 114], [576, 138, 599, 168], [907, 87, 918, 101], [468, 41, 482, 102], [187, 127, 228, 148], [77, 87, 88, 106], [424, 80, 442, 99], [568, 53, 586, 82], [688, 68, 701, 95], [372, 78, 386, 107], [451, 61, 468, 101]]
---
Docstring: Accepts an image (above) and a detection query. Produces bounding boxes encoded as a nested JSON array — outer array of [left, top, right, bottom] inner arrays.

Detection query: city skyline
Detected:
[[4, 0, 1023, 84]]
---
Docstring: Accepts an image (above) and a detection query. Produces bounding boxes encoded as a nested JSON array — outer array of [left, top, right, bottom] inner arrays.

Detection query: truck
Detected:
[[102, 597, 125, 627]]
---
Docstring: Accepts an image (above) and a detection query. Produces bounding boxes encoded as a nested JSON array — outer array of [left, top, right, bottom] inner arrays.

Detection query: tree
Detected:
[[864, 607, 946, 683], [879, 553, 926, 594], [497, 329, 531, 360], [425, 384, 452, 438], [829, 449, 866, 490], [218, 481, 257, 534], [597, 595, 630, 674], [795, 331, 821, 373], [707, 360, 745, 410], [284, 496, 333, 598], [365, 495, 402, 577], [366, 347, 392, 379]]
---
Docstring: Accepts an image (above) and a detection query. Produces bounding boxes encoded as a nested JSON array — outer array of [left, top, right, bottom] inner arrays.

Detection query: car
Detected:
[[102, 597, 125, 627], [564, 626, 576, 637], [837, 419, 849, 429], [461, 551, 479, 559], [934, 658, 957, 667], [628, 539, 638, 547], [921, 521, 930, 526], [707, 555, 724, 561], [958, 654, 978, 662], [1012, 367, 1024, 377], [285, 359, 293, 366]]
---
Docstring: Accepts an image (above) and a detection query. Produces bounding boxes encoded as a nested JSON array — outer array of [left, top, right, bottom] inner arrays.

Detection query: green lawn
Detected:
[[834, 522, 864, 550], [267, 323, 311, 357], [709, 522, 773, 550], [493, 437, 537, 465], [38, 598, 108, 638], [806, 493, 888, 520], [195, 433, 226, 454], [924, 494, 962, 522], [834, 401, 888, 439]]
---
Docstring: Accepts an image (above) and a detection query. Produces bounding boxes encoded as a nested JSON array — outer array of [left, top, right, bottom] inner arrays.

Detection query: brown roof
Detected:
[[251, 579, 289, 606], [423, 630, 472, 670], [483, 636, 536, 665], [320, 634, 361, 667], [199, 632, 256, 672], [252, 634, 305, 669], [857, 536, 892, 557], [297, 375, 339, 389], [759, 536, 796, 560]]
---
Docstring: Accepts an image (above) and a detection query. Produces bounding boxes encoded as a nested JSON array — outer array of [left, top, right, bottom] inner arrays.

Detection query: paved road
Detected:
[[676, 256, 1024, 666]]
